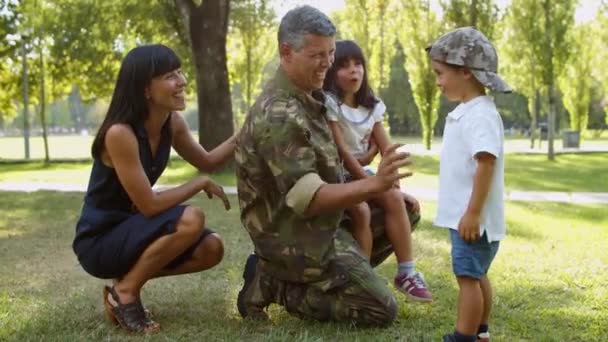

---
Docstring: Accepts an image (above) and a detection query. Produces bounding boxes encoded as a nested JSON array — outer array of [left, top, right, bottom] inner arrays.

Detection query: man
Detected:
[[235, 5, 417, 326]]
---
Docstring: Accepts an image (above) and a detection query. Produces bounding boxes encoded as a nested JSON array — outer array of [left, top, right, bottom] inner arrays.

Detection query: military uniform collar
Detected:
[[274, 67, 327, 115]]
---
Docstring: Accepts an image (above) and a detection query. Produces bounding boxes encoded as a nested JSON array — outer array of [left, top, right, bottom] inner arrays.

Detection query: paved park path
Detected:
[[1, 181, 607, 204]]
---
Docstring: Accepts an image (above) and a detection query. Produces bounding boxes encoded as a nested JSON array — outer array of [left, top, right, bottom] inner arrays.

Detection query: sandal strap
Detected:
[[104, 286, 150, 333]]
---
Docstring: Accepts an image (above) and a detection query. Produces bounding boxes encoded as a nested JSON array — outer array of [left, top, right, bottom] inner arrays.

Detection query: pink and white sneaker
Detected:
[[394, 271, 433, 302]]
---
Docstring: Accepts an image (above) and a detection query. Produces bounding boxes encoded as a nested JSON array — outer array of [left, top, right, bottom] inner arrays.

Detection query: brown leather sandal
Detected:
[[103, 287, 155, 324], [103, 285, 160, 334]]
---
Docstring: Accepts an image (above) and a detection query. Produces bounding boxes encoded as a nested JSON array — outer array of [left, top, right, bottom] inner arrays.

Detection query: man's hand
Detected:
[[458, 211, 480, 243], [375, 144, 412, 191]]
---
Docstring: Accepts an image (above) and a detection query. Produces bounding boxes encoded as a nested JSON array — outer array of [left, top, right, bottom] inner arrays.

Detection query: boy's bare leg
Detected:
[[479, 275, 492, 326], [456, 276, 483, 336]]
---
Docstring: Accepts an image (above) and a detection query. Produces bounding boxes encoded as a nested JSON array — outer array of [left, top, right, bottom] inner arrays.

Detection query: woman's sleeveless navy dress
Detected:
[[73, 115, 209, 279]]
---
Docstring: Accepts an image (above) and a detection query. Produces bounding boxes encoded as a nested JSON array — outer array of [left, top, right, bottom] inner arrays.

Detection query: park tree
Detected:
[[333, 0, 398, 92], [0, 0, 20, 122], [558, 22, 594, 137], [440, 0, 499, 39], [500, 0, 576, 158], [229, 0, 276, 110], [539, 0, 576, 159], [0, 0, 54, 161], [593, 1, 608, 124], [381, 39, 420, 136], [175, 0, 234, 153], [397, 0, 442, 149], [52, 0, 235, 153]]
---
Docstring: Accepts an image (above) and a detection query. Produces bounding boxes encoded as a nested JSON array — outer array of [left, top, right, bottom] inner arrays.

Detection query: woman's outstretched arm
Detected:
[[171, 114, 237, 173]]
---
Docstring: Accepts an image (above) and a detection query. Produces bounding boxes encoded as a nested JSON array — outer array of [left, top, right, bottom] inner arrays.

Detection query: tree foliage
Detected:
[[381, 39, 420, 135], [501, 0, 576, 157], [559, 22, 593, 134], [440, 0, 499, 39], [229, 0, 276, 110], [333, 0, 398, 91], [398, 0, 441, 149], [593, 1, 608, 122]]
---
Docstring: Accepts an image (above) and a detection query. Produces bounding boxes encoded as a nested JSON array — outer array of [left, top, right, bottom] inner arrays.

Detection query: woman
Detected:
[[73, 44, 235, 333]]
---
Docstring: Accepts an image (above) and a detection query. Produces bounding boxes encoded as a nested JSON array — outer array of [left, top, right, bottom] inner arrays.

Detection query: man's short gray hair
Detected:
[[278, 5, 336, 51]]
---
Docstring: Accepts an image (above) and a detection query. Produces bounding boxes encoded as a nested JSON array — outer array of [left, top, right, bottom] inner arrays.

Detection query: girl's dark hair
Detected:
[[323, 40, 378, 109], [91, 44, 181, 159]]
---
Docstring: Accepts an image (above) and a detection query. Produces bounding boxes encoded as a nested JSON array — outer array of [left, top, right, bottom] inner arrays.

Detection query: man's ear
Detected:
[[279, 42, 292, 62]]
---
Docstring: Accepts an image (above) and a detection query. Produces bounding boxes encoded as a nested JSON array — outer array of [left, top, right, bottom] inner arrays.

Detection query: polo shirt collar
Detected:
[[448, 95, 491, 120]]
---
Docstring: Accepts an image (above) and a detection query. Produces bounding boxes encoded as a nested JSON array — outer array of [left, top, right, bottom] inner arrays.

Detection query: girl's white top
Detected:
[[325, 96, 386, 157]]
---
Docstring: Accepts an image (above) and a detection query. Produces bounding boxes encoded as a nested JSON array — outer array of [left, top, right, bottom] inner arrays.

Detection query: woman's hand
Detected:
[[198, 176, 231, 211]]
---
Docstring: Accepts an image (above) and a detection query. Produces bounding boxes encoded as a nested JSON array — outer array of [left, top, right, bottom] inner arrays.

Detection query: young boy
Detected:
[[427, 27, 510, 342]]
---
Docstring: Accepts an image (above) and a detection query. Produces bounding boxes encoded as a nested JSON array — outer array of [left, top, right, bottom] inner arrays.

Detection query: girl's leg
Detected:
[[373, 188, 413, 263], [374, 189, 432, 301], [347, 202, 373, 258]]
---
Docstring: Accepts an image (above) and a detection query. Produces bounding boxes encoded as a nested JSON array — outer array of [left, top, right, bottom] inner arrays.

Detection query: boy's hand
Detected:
[[458, 211, 480, 243]]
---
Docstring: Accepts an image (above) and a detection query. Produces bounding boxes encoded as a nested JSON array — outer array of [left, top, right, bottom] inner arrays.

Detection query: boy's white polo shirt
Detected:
[[434, 95, 505, 242]]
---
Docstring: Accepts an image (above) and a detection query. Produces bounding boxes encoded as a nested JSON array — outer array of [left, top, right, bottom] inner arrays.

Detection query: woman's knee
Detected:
[[176, 206, 205, 238], [195, 233, 224, 267]]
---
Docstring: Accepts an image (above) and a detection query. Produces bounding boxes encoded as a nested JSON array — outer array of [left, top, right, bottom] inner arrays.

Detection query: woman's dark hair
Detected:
[[323, 40, 378, 109], [91, 44, 181, 159]]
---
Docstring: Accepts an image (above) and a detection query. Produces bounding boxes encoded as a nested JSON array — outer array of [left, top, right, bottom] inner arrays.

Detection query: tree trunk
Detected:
[[544, 0, 555, 160], [21, 40, 30, 160], [547, 85, 556, 159], [176, 0, 234, 162], [529, 90, 539, 149], [378, 0, 386, 90], [471, 0, 478, 27], [39, 46, 50, 164], [246, 48, 252, 108]]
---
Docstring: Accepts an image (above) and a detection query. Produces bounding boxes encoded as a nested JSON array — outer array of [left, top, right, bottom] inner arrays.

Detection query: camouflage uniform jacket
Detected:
[[235, 67, 344, 283]]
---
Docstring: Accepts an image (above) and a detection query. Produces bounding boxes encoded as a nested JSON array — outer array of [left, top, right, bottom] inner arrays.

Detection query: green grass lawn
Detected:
[[406, 153, 608, 193], [2, 153, 607, 193], [0, 192, 606, 340]]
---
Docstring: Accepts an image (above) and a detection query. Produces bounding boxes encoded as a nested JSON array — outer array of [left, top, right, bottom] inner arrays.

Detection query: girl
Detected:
[[323, 40, 432, 302], [73, 44, 236, 333]]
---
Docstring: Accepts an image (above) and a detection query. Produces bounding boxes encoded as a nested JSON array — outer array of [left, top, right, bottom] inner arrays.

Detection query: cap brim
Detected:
[[471, 70, 512, 93]]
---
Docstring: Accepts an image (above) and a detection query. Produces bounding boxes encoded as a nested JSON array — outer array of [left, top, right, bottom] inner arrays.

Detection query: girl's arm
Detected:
[[171, 113, 237, 173], [357, 136, 379, 166], [371, 121, 393, 155], [104, 124, 230, 218], [328, 121, 370, 180]]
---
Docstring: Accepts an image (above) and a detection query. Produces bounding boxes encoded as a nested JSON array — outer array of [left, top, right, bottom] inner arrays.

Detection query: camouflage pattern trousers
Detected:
[[245, 205, 421, 326]]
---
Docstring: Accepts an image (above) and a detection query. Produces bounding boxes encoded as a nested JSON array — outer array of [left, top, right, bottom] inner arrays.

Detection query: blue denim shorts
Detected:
[[450, 229, 500, 279]]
